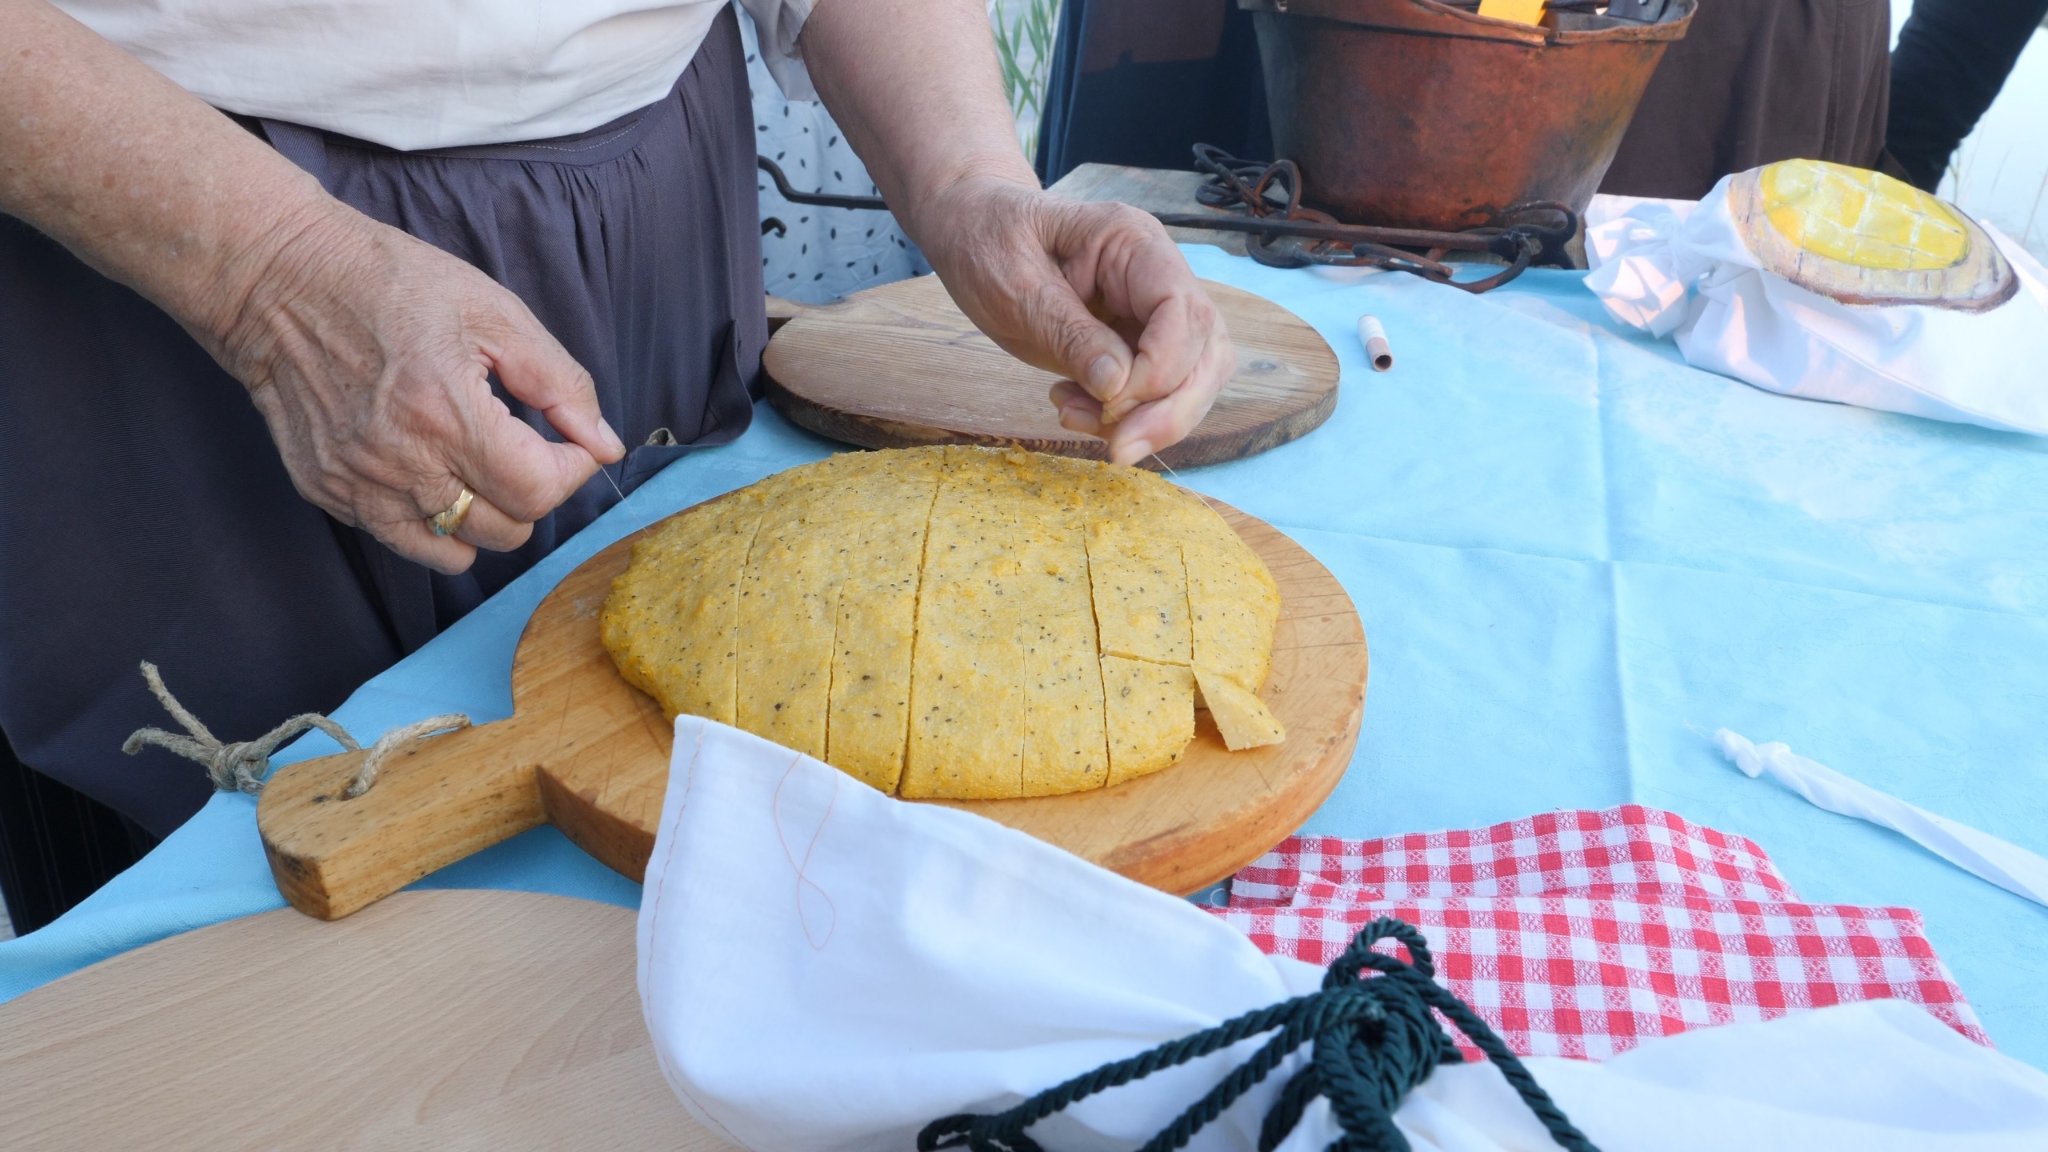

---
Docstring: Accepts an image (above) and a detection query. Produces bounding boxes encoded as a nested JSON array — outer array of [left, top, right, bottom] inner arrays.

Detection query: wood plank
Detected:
[[0, 891, 730, 1151], [760, 275, 1339, 470]]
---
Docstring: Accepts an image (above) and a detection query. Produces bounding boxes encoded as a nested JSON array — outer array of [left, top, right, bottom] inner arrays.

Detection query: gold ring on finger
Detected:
[[429, 486, 476, 538]]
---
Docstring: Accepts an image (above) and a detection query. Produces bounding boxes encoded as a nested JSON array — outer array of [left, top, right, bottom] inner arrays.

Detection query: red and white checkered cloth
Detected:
[[1215, 805, 1988, 1061]]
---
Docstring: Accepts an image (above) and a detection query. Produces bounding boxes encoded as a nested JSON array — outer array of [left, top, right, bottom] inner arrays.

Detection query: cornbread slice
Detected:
[[600, 498, 762, 727], [900, 468, 1026, 799], [1086, 517, 1192, 666], [736, 481, 866, 759], [1100, 655, 1196, 786], [1015, 515, 1110, 796], [824, 460, 942, 793], [1195, 664, 1286, 751], [1185, 536, 1281, 709]]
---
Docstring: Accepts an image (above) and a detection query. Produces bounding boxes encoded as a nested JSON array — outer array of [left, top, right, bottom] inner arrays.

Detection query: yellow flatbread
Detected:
[[602, 445, 1283, 801]]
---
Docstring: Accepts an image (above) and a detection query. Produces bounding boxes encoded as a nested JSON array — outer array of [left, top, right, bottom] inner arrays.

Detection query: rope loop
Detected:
[[120, 661, 468, 799], [918, 917, 1600, 1152]]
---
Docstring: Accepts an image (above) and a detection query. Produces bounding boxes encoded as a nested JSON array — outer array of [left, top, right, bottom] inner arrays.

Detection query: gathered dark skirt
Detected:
[[0, 6, 764, 835]]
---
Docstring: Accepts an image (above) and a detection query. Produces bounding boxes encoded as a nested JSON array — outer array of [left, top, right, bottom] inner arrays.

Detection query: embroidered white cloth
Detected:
[[638, 717, 2048, 1151], [1582, 180, 2048, 435]]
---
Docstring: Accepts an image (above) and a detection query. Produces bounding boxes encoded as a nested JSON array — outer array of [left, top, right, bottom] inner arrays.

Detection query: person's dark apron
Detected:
[[0, 5, 764, 837]]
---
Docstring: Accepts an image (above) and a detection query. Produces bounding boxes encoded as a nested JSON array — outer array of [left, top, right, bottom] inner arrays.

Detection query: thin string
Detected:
[[1151, 452, 1226, 513], [121, 661, 467, 799]]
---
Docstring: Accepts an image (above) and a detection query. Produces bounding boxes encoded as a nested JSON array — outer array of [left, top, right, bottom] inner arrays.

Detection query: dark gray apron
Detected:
[[0, 5, 764, 835]]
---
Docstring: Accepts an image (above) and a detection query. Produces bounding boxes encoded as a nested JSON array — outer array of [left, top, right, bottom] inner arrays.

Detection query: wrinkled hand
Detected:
[[209, 204, 624, 574], [910, 175, 1233, 465]]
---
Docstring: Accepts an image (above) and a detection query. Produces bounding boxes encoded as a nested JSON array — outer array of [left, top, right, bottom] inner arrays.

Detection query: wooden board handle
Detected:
[[257, 716, 547, 920]]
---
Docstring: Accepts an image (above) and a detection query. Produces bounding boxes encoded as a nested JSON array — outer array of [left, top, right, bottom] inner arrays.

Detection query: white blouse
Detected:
[[56, 0, 817, 151]]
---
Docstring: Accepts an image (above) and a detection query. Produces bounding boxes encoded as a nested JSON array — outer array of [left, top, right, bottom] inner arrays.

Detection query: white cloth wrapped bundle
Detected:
[[638, 717, 2048, 1150], [1583, 180, 2048, 435]]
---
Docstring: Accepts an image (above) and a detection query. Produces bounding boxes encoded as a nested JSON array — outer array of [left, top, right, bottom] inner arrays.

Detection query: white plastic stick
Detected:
[[1714, 729, 2048, 908]]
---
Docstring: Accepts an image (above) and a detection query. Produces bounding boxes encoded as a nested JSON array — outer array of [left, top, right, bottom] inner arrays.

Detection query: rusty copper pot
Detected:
[[1241, 0, 1695, 231]]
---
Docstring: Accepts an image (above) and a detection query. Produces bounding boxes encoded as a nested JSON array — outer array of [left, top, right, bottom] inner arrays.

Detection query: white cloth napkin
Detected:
[[1582, 179, 2048, 435], [1715, 729, 2048, 909], [639, 717, 2048, 1151]]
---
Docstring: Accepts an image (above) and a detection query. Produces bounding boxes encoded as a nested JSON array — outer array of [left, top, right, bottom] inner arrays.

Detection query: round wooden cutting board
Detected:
[[257, 497, 1367, 921], [762, 275, 1340, 468], [0, 890, 731, 1151]]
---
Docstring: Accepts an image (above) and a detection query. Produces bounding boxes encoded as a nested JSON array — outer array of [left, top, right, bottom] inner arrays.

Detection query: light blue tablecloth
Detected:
[[7, 246, 2046, 1067]]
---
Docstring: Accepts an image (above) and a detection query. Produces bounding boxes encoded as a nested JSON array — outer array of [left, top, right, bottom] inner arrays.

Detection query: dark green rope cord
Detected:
[[917, 918, 1599, 1152]]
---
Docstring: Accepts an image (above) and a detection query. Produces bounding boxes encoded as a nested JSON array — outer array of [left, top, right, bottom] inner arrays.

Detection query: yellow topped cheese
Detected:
[[1758, 159, 1967, 272], [600, 446, 1285, 800]]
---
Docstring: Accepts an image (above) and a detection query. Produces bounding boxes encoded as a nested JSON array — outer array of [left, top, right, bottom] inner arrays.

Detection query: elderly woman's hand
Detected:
[[210, 204, 624, 574], [3, 2, 623, 576], [907, 175, 1234, 467]]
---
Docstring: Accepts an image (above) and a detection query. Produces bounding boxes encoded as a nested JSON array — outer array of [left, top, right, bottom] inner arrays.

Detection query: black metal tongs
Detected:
[[1157, 145, 1579, 293], [759, 148, 1582, 294]]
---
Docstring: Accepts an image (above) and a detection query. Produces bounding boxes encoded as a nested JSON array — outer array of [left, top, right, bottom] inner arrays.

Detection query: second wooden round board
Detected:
[[258, 494, 1368, 920], [762, 275, 1341, 468], [0, 890, 729, 1151]]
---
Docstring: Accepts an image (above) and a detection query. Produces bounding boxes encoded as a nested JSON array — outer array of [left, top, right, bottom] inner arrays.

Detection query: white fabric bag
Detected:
[[638, 717, 2048, 1151], [1583, 179, 2048, 435]]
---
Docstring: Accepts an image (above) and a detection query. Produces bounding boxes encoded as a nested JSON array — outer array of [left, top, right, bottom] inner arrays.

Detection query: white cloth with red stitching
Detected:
[[638, 717, 2048, 1151]]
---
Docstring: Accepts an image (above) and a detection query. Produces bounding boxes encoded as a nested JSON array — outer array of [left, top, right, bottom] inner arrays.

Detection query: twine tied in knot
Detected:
[[919, 917, 1599, 1152], [121, 662, 469, 799]]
